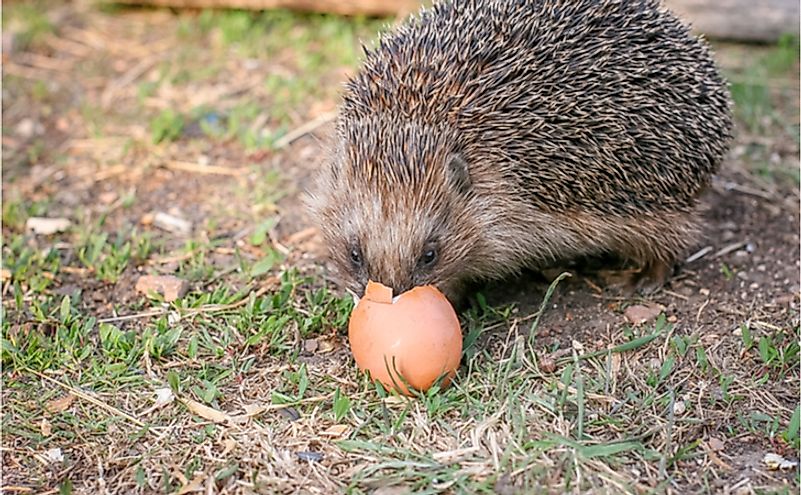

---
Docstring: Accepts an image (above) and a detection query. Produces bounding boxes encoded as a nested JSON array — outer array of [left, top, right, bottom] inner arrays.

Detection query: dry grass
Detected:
[[2, 1, 799, 494]]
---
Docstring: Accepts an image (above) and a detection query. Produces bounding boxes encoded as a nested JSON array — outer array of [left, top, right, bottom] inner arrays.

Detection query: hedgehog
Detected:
[[306, 0, 733, 304]]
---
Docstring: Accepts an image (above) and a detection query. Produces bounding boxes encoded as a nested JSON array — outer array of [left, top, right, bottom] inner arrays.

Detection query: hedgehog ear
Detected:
[[445, 152, 471, 194]]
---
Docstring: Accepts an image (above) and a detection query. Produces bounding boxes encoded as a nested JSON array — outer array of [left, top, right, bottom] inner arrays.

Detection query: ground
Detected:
[[1, 2, 799, 494]]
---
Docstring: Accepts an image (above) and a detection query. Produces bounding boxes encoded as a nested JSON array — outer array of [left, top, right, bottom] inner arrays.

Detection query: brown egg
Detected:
[[348, 281, 462, 396]]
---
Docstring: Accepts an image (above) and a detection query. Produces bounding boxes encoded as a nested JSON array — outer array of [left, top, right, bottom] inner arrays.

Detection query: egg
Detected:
[[348, 281, 462, 396]]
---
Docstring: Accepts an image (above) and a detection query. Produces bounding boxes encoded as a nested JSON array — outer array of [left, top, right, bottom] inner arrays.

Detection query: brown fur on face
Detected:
[[307, 116, 485, 300], [306, 0, 733, 304]]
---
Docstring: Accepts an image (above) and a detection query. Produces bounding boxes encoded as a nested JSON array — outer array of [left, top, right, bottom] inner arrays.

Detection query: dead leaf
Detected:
[[383, 396, 405, 406], [317, 337, 336, 353], [242, 404, 265, 416], [135, 275, 189, 302], [624, 304, 663, 326], [45, 394, 75, 414], [181, 398, 231, 423], [539, 355, 556, 373], [44, 448, 63, 463], [320, 424, 349, 438], [220, 438, 236, 456], [141, 387, 175, 415], [708, 437, 724, 451], [153, 211, 192, 235], [610, 353, 622, 382], [40, 418, 52, 437], [175, 474, 206, 495]]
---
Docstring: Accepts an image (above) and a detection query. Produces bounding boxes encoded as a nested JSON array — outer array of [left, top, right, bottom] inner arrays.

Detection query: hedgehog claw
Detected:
[[629, 260, 673, 295]]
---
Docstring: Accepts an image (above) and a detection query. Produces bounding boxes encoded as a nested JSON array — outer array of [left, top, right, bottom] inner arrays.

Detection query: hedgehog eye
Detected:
[[418, 247, 437, 268], [349, 246, 363, 269]]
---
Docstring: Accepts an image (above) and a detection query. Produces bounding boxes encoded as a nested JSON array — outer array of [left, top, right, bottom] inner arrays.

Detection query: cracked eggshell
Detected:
[[348, 281, 462, 396]]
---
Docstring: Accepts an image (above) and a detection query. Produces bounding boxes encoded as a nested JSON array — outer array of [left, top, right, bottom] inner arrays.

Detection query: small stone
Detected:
[[135, 275, 189, 302], [699, 288, 710, 296], [296, 451, 323, 462], [26, 217, 71, 235], [667, 315, 678, 323], [303, 339, 319, 353], [278, 407, 301, 422], [708, 437, 724, 451], [99, 191, 118, 205], [624, 304, 662, 326], [15, 118, 43, 139], [56, 117, 70, 132], [673, 400, 686, 415], [153, 212, 192, 235]]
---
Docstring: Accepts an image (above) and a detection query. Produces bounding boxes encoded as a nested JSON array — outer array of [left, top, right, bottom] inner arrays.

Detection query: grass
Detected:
[[1, 0, 55, 50], [137, 8, 389, 151], [723, 34, 800, 187], [726, 35, 800, 134], [2, 2, 800, 493]]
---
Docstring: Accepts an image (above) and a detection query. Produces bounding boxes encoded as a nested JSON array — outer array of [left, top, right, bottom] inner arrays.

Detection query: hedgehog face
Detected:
[[307, 119, 480, 302]]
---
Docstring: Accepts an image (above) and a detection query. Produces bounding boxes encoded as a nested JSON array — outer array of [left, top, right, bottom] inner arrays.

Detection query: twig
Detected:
[[717, 180, 776, 201], [44, 34, 93, 57], [25, 369, 146, 429], [696, 299, 710, 323], [713, 241, 747, 259], [528, 272, 572, 343], [2, 62, 58, 81], [146, 252, 195, 265], [182, 285, 272, 315], [752, 320, 783, 331], [662, 290, 689, 301], [685, 246, 713, 264], [164, 160, 248, 177], [101, 54, 167, 108], [98, 309, 167, 324], [273, 111, 337, 150], [283, 227, 317, 245], [15, 53, 75, 72]]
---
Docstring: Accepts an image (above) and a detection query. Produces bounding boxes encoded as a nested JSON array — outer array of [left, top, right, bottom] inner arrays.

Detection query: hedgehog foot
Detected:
[[628, 259, 674, 295]]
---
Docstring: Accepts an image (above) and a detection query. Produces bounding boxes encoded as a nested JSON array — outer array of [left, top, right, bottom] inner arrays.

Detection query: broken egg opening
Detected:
[[347, 281, 463, 396]]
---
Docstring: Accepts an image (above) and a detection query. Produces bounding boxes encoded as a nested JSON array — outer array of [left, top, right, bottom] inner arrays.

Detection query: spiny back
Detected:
[[338, 0, 732, 215]]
